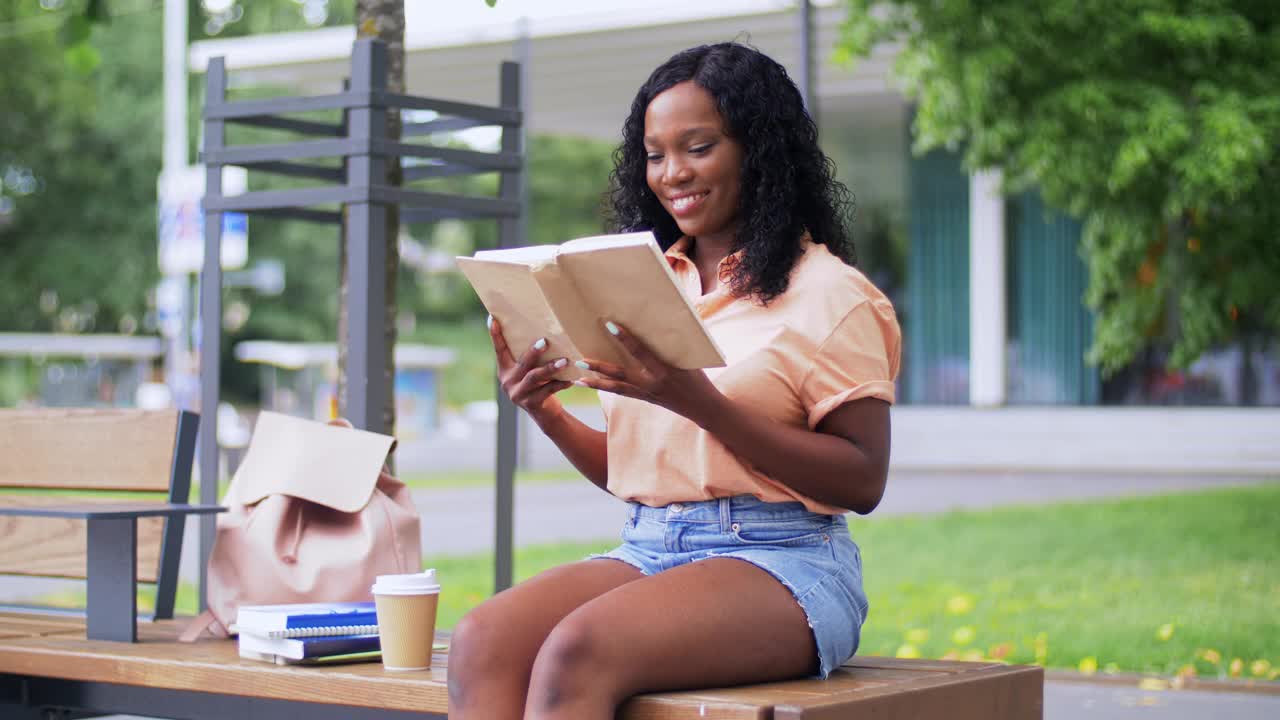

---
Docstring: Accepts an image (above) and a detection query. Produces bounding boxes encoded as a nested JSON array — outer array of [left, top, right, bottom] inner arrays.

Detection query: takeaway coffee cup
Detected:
[[372, 570, 441, 671]]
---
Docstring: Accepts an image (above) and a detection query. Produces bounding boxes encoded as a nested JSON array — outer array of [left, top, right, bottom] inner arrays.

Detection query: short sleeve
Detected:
[[800, 297, 901, 429]]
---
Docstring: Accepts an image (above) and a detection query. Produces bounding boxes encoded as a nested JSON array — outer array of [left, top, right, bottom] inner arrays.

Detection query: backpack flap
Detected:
[[227, 411, 396, 512]]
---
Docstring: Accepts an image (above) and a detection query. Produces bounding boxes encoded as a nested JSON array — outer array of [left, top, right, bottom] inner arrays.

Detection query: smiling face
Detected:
[[643, 81, 744, 243]]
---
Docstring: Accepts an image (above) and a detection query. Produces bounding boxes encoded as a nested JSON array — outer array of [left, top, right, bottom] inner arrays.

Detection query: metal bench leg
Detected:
[[85, 517, 137, 642]]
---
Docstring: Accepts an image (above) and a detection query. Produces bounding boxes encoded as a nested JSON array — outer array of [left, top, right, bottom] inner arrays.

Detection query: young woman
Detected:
[[448, 42, 901, 720]]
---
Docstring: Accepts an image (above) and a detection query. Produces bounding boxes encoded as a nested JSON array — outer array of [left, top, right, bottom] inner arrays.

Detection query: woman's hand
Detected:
[[488, 316, 573, 426], [574, 321, 725, 427]]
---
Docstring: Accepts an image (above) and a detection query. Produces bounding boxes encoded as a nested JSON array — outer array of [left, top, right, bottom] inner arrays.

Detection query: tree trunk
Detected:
[[338, 1, 404, 458]]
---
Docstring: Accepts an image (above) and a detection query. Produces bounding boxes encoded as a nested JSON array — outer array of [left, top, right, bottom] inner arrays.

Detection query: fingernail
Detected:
[[534, 338, 547, 350], [575, 361, 590, 370], [573, 380, 590, 387], [605, 321, 620, 336], [553, 358, 568, 369], [486, 315, 493, 330]]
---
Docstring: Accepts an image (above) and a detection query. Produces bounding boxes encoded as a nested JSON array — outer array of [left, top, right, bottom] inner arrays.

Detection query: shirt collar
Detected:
[[663, 236, 745, 276], [664, 236, 695, 268], [664, 233, 815, 270]]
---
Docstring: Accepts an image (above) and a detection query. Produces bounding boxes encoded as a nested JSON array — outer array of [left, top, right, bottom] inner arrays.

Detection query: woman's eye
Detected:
[[689, 144, 712, 154], [646, 153, 663, 163]]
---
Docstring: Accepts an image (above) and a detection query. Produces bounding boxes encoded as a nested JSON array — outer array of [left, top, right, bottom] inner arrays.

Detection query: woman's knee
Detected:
[[527, 614, 625, 711], [448, 605, 517, 702]]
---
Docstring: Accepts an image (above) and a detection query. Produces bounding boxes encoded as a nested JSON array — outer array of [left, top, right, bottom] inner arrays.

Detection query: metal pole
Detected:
[[344, 39, 391, 433], [197, 58, 227, 613], [798, 0, 817, 124], [493, 22, 528, 594]]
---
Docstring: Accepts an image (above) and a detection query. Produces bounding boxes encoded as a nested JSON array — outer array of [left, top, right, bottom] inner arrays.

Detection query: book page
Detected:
[[555, 234, 725, 369], [559, 233, 653, 253], [456, 257, 580, 375], [471, 244, 560, 266], [533, 263, 630, 377]]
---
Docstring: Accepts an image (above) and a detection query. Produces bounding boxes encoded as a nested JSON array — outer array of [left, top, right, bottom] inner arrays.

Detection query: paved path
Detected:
[[1, 472, 1271, 601], [413, 471, 1274, 557], [1045, 680, 1280, 719]]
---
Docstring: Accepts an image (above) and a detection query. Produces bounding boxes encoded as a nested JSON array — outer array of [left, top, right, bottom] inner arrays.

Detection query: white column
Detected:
[[969, 169, 1007, 407], [163, 0, 187, 174], [161, 0, 189, 405]]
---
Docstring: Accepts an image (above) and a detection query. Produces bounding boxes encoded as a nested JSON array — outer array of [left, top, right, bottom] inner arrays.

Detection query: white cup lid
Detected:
[[372, 569, 440, 595]]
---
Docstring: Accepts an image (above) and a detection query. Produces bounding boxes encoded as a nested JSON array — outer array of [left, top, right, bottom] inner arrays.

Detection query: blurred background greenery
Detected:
[[0, 1, 623, 409]]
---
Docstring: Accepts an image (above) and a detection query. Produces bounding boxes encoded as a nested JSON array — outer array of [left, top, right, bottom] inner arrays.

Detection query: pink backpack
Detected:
[[181, 413, 421, 640]]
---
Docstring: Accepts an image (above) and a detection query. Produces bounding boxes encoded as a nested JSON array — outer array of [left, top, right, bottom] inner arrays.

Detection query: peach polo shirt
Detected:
[[599, 235, 901, 515]]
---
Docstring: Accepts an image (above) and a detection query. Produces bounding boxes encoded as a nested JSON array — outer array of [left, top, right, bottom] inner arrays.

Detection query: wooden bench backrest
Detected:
[[0, 409, 194, 585]]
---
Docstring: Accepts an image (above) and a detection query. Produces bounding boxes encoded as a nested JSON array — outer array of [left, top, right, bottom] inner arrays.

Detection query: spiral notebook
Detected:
[[264, 624, 380, 639], [235, 600, 378, 638]]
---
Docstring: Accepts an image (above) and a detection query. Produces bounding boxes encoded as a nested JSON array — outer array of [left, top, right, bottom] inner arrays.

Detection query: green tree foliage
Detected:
[[1, 0, 616, 403], [0, 2, 162, 335], [0, 1, 356, 338], [839, 0, 1280, 372], [527, 134, 615, 247]]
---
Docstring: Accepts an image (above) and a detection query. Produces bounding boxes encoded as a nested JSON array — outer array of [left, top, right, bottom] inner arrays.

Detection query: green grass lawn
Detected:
[[45, 483, 1277, 680]]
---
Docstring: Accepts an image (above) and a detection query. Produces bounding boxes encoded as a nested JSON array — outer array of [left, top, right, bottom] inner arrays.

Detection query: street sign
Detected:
[[157, 165, 248, 275]]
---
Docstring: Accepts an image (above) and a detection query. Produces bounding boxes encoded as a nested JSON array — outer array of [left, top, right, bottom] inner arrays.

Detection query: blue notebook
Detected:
[[236, 601, 377, 636], [239, 631, 381, 661]]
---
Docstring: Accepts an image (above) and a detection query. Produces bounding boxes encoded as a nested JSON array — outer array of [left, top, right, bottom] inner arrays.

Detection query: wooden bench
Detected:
[[0, 615, 1042, 719], [0, 408, 223, 641], [0, 408, 1042, 718]]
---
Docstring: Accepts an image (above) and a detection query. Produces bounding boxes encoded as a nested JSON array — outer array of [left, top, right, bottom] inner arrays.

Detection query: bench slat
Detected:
[[0, 495, 163, 582], [0, 615, 1043, 719], [774, 664, 1044, 719], [0, 616, 85, 640], [0, 409, 177, 492]]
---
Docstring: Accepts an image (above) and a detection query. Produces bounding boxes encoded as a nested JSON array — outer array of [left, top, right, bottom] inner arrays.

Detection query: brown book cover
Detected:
[[456, 232, 726, 380]]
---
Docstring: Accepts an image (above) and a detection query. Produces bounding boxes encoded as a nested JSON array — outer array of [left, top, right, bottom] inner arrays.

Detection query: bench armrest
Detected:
[[0, 503, 225, 519], [0, 503, 225, 642]]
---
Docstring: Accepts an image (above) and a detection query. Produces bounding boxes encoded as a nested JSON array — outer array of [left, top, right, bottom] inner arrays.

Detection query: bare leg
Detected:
[[447, 558, 643, 720], [523, 558, 818, 720]]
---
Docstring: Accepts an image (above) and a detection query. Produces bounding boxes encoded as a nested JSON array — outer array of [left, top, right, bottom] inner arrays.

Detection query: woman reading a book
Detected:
[[449, 42, 900, 719]]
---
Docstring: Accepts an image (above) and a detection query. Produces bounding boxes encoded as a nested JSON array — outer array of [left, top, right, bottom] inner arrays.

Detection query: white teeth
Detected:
[[672, 193, 706, 211]]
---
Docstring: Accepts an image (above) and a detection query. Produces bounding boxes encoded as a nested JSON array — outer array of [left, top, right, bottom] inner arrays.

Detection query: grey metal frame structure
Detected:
[[197, 39, 525, 606], [797, 0, 816, 116], [0, 410, 223, 642]]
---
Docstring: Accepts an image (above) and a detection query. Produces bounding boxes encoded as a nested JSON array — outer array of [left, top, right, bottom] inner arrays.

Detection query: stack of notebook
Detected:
[[235, 601, 381, 665]]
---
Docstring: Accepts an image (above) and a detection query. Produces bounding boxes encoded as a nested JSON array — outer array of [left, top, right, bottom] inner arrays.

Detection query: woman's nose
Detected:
[[664, 158, 693, 185]]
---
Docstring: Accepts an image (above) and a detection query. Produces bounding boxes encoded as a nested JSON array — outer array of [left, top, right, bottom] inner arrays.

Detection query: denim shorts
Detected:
[[588, 495, 868, 678]]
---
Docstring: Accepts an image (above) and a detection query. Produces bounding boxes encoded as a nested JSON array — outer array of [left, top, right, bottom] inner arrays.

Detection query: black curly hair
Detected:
[[608, 42, 856, 304]]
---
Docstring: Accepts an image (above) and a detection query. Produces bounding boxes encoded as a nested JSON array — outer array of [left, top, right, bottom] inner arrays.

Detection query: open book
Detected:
[[456, 231, 726, 380]]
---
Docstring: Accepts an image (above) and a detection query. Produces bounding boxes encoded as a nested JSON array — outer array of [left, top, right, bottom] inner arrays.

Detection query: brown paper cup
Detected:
[[372, 571, 441, 671]]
